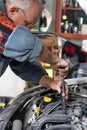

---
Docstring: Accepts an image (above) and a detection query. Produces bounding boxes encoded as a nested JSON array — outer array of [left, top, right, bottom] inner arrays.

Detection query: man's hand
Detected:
[[49, 75, 68, 99], [39, 75, 68, 99], [37, 44, 69, 77], [51, 59, 70, 77]]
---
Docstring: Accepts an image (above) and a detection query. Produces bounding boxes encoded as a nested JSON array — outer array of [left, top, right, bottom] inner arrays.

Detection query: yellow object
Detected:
[[0, 103, 6, 107], [36, 107, 40, 117], [44, 96, 52, 103], [46, 69, 53, 78]]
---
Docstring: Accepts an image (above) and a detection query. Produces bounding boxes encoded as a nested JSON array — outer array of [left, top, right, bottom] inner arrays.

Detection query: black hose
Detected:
[[37, 100, 61, 120]]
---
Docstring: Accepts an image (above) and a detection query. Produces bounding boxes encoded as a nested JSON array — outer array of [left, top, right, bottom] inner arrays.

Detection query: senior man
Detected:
[[0, 0, 69, 98]]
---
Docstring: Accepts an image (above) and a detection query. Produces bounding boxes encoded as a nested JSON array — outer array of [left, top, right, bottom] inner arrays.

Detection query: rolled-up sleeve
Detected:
[[3, 26, 43, 62], [10, 61, 48, 85]]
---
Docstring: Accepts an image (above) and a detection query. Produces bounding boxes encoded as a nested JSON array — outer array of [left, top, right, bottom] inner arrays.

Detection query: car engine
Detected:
[[0, 77, 87, 130], [23, 80, 87, 130]]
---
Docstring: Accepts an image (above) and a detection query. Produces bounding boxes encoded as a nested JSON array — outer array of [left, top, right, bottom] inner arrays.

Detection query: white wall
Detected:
[[0, 66, 25, 97]]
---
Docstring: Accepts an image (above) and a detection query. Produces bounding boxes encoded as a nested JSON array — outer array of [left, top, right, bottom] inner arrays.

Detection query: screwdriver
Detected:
[[57, 37, 66, 114], [61, 77, 66, 114]]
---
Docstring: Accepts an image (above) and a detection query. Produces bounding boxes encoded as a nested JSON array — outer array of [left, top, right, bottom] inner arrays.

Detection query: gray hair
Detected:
[[6, 0, 38, 11]]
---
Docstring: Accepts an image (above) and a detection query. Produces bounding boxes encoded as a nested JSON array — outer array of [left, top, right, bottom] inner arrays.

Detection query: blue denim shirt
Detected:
[[3, 26, 43, 63], [0, 2, 48, 85], [10, 60, 47, 85], [3, 26, 48, 85]]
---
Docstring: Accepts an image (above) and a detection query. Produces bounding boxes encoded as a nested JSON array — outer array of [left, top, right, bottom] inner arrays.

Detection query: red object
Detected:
[[64, 44, 76, 55]]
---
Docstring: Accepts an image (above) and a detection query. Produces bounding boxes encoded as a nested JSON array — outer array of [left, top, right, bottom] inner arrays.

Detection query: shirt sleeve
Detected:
[[10, 60, 48, 85], [3, 26, 43, 62]]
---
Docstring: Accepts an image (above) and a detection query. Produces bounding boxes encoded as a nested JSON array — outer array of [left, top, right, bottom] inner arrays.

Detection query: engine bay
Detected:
[[24, 82, 87, 130], [0, 77, 87, 130]]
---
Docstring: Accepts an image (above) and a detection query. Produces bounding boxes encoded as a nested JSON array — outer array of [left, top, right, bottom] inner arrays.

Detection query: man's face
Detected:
[[6, 1, 43, 29]]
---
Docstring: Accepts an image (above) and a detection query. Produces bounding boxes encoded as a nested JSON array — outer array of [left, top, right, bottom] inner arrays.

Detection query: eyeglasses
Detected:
[[18, 8, 32, 27], [18, 2, 43, 28]]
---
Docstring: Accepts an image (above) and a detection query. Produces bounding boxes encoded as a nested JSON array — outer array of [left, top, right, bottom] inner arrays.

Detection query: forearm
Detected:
[[39, 75, 54, 88], [10, 60, 48, 85], [37, 46, 61, 66], [39, 75, 62, 94]]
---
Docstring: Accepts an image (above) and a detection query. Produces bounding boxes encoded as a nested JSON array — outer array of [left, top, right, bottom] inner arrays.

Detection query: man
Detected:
[[0, 0, 69, 98]]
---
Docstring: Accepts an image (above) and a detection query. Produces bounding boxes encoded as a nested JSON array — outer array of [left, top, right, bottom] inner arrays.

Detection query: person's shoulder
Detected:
[[0, 0, 7, 14]]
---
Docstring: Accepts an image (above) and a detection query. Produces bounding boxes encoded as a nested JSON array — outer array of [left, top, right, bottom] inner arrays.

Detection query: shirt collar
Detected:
[[0, 0, 7, 15]]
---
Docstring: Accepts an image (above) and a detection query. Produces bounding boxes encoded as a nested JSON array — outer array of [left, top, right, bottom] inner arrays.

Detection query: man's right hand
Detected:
[[39, 75, 69, 99]]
